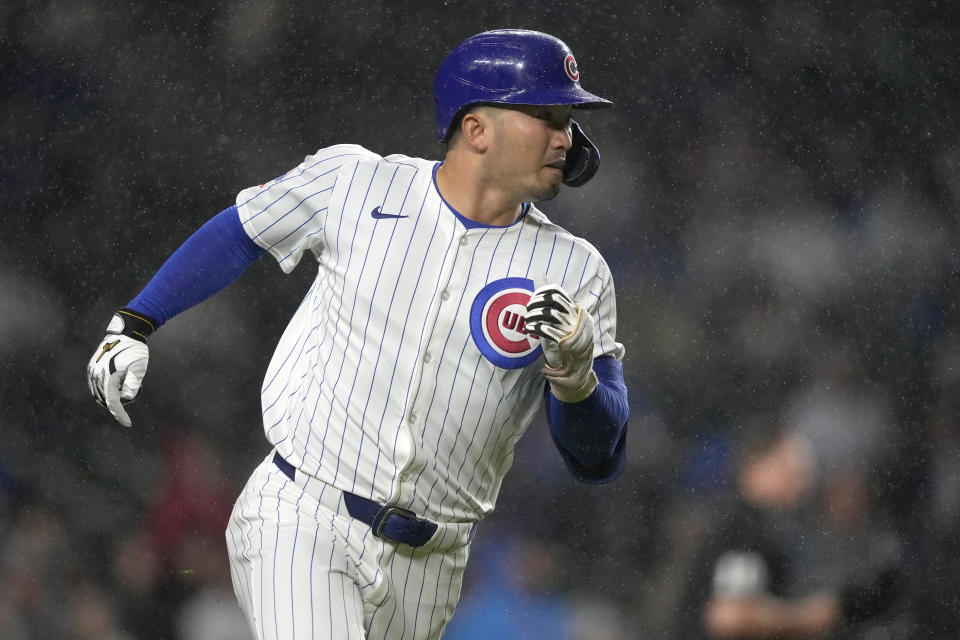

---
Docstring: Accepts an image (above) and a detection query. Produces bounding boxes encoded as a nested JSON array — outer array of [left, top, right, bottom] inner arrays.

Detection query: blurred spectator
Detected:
[[111, 431, 247, 638], [70, 582, 137, 640], [144, 431, 235, 564], [444, 535, 621, 640], [784, 344, 895, 483], [0, 502, 73, 638], [674, 422, 902, 639]]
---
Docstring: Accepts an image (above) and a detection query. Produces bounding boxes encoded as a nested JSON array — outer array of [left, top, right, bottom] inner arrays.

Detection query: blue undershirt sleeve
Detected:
[[126, 205, 265, 326], [544, 355, 629, 484]]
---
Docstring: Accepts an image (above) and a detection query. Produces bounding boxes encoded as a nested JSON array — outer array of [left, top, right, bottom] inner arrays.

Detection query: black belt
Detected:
[[273, 452, 438, 548]]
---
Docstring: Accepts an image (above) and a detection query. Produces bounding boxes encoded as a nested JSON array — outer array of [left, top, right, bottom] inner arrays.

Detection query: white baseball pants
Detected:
[[225, 452, 474, 640]]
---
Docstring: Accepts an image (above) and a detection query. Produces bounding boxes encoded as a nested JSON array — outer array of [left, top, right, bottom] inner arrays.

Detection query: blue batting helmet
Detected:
[[434, 29, 612, 142]]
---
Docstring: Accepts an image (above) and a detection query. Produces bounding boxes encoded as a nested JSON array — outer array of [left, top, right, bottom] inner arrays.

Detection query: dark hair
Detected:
[[444, 103, 503, 145]]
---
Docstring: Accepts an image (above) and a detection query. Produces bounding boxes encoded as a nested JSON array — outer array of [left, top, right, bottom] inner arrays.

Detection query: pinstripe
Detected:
[[461, 371, 517, 497], [427, 540, 465, 638], [467, 364, 529, 496], [523, 223, 543, 280], [478, 367, 543, 492], [453, 367, 498, 484], [391, 534, 435, 639], [254, 470, 274, 640], [482, 228, 508, 281], [369, 547, 402, 634], [391, 165, 418, 212], [413, 340, 480, 515], [408, 229, 490, 491], [309, 162, 366, 483], [383, 207, 458, 496], [560, 235, 576, 285], [525, 222, 543, 275], [228, 147, 623, 639], [339, 567, 350, 635], [577, 252, 593, 292], [260, 252, 331, 427], [329, 169, 406, 487], [447, 222, 522, 486], [261, 278, 319, 396], [320, 163, 384, 487], [341, 515, 367, 597], [286, 484, 310, 637], [427, 340, 497, 517], [545, 233, 558, 272], [237, 149, 366, 211], [286, 274, 339, 454], [410, 551, 441, 639], [275, 219, 325, 263], [421, 229, 513, 517], [354, 178, 432, 493], [367, 187, 437, 495], [250, 188, 334, 244], [505, 219, 525, 276], [455, 220, 541, 496], [240, 172, 335, 226], [593, 268, 611, 352], [268, 298, 331, 452], [459, 220, 540, 500], [271, 478, 287, 640], [327, 515, 337, 639], [227, 505, 255, 626], [273, 346, 319, 450], [309, 522, 319, 639]]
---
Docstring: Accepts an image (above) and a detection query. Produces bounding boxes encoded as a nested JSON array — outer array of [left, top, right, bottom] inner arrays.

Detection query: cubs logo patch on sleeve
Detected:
[[469, 277, 543, 369]]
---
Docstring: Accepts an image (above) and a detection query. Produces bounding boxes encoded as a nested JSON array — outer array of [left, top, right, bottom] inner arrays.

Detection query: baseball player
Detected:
[[86, 30, 629, 639]]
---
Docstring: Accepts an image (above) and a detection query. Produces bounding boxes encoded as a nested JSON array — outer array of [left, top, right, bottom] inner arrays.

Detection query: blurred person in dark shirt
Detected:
[[674, 421, 901, 639]]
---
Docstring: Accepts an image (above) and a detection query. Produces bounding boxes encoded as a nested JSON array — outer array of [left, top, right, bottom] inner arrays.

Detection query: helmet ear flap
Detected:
[[562, 121, 601, 187]]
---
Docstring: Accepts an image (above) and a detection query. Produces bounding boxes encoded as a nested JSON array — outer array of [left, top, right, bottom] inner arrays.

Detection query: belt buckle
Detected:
[[373, 505, 419, 545]]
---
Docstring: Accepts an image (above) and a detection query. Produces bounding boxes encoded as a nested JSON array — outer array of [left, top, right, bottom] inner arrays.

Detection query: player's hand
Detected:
[[86, 309, 155, 427], [524, 284, 597, 403]]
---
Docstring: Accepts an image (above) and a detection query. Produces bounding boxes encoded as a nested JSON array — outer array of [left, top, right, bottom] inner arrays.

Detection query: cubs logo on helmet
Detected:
[[470, 277, 542, 369], [564, 54, 580, 81]]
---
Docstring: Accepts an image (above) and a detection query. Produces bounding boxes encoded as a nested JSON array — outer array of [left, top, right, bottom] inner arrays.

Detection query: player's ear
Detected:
[[459, 109, 493, 152]]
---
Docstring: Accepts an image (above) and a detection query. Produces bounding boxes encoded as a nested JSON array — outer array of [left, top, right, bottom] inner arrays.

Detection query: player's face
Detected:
[[487, 104, 574, 202]]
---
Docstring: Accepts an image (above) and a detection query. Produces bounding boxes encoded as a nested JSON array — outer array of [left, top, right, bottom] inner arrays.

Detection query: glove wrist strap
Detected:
[[108, 308, 157, 343], [549, 370, 598, 404]]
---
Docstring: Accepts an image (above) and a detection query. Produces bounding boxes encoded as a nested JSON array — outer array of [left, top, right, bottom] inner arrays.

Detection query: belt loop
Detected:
[[273, 451, 296, 482]]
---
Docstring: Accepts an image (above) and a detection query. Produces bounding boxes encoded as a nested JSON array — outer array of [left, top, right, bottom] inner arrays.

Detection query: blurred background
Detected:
[[2, 1, 959, 638]]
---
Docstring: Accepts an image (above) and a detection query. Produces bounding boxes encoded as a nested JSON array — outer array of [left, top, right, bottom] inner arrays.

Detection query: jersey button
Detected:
[[441, 290, 450, 301], [408, 413, 417, 424], [423, 352, 432, 363], [459, 236, 469, 246]]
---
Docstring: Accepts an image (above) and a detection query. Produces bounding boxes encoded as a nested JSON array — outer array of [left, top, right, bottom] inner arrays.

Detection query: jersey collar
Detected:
[[432, 162, 530, 230]]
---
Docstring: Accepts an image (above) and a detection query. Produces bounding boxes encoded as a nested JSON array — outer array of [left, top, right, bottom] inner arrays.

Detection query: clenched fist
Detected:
[[86, 309, 155, 427], [524, 284, 597, 403]]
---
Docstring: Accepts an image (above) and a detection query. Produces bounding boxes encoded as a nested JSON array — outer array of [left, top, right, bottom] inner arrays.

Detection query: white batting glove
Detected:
[[86, 309, 155, 427], [524, 284, 598, 403]]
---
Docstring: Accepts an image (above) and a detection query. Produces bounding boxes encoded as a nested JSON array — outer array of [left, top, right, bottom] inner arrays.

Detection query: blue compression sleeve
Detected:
[[545, 355, 629, 484], [127, 205, 265, 326]]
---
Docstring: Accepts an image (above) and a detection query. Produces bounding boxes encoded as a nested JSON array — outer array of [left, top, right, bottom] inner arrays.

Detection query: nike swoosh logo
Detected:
[[371, 206, 408, 220]]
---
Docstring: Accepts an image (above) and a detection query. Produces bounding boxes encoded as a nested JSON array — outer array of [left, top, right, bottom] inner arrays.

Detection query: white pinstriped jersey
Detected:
[[236, 144, 624, 523]]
